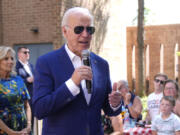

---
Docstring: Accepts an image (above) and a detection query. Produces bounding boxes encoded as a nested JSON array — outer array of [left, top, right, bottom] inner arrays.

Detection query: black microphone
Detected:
[[82, 50, 92, 94]]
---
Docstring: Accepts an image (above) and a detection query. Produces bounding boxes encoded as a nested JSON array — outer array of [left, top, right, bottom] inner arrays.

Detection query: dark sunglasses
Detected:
[[22, 51, 30, 54], [74, 26, 95, 35], [154, 79, 165, 85]]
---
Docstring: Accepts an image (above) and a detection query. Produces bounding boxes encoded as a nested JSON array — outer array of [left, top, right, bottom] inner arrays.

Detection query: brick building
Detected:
[[0, 1, 111, 134], [0, 0, 110, 65], [127, 24, 180, 95]]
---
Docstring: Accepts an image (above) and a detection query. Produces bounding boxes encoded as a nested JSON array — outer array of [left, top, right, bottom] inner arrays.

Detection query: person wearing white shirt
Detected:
[[146, 73, 168, 123], [32, 7, 123, 135]]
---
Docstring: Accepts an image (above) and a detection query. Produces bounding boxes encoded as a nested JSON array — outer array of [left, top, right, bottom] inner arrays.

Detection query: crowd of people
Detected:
[[0, 6, 180, 135], [102, 73, 180, 135]]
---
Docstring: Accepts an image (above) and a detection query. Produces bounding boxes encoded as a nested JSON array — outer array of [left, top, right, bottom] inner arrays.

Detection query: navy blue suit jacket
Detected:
[[33, 45, 122, 135]]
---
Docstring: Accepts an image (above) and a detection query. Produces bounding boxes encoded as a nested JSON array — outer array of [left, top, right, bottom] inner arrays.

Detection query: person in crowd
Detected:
[[107, 80, 142, 135], [32, 7, 122, 135], [114, 80, 142, 131], [16, 46, 34, 130], [0, 46, 31, 134], [175, 97, 180, 117], [163, 79, 180, 117], [101, 111, 114, 135], [151, 96, 180, 135], [117, 80, 142, 121], [146, 73, 168, 123]]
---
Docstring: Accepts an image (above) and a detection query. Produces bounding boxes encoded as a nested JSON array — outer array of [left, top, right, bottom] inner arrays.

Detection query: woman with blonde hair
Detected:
[[0, 46, 31, 134]]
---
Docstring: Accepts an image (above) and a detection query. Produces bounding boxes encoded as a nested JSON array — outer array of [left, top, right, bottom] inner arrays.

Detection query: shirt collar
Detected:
[[19, 60, 28, 66], [160, 112, 174, 121], [65, 44, 80, 61]]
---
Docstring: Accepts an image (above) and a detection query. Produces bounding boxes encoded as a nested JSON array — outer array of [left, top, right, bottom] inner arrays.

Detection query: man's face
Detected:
[[18, 48, 30, 62], [62, 13, 93, 57], [153, 76, 166, 92]]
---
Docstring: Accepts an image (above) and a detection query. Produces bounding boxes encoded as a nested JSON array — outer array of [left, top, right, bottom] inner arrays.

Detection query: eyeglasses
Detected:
[[73, 26, 95, 35], [154, 79, 165, 85], [22, 51, 30, 54]]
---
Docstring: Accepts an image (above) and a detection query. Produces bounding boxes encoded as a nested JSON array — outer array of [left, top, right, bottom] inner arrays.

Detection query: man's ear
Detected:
[[62, 26, 67, 38]]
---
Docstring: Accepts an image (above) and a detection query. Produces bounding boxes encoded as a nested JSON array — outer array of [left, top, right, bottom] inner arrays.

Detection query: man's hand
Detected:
[[71, 66, 92, 86], [109, 82, 122, 108], [27, 76, 34, 83]]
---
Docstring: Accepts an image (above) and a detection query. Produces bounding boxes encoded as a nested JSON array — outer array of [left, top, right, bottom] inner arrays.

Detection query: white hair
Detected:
[[61, 7, 94, 27], [119, 80, 129, 88]]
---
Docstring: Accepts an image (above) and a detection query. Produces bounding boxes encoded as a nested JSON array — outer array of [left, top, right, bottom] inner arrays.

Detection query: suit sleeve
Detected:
[[32, 56, 76, 119]]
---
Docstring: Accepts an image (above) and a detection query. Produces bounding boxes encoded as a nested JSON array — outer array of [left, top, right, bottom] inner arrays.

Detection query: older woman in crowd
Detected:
[[163, 79, 180, 117], [0, 46, 31, 134]]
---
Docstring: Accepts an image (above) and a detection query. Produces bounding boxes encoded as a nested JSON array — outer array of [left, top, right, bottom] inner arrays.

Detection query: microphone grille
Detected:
[[82, 50, 90, 58]]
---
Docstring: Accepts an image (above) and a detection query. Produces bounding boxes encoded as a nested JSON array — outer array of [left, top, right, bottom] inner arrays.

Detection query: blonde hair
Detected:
[[0, 46, 16, 77]]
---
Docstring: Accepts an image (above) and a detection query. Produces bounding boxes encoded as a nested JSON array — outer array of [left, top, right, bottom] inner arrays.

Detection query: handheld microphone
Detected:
[[82, 50, 92, 94]]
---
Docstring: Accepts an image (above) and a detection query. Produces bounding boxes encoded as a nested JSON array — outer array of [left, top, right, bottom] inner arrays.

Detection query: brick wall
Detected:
[[0, 0, 110, 53], [127, 24, 180, 95]]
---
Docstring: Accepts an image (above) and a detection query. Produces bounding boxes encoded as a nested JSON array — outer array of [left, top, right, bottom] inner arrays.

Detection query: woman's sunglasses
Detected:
[[74, 26, 95, 35]]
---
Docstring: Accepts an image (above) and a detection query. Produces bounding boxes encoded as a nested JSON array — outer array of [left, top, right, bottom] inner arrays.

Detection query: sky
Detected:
[[100, 0, 180, 81], [124, 0, 180, 26], [145, 0, 180, 25]]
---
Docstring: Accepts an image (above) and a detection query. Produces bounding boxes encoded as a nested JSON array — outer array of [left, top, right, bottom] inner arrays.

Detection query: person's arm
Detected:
[[126, 96, 142, 119], [24, 100, 31, 133], [0, 119, 13, 134], [118, 115, 123, 134], [0, 119, 22, 135], [19, 100, 32, 134], [26, 76, 34, 83], [145, 110, 151, 124], [174, 99, 180, 117], [175, 131, 180, 135], [152, 131, 157, 135]]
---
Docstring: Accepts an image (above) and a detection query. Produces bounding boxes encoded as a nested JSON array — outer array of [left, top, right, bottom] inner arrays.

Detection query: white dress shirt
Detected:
[[65, 44, 91, 104], [19, 60, 33, 77]]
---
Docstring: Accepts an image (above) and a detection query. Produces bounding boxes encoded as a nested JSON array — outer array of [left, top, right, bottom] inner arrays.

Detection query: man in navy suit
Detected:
[[33, 7, 122, 135], [16, 46, 34, 131]]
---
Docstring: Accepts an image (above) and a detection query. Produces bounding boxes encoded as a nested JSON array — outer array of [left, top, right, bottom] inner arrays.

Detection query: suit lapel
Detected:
[[29, 64, 34, 75], [89, 54, 97, 105], [56, 46, 74, 81], [57, 46, 87, 105], [17, 61, 30, 77]]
